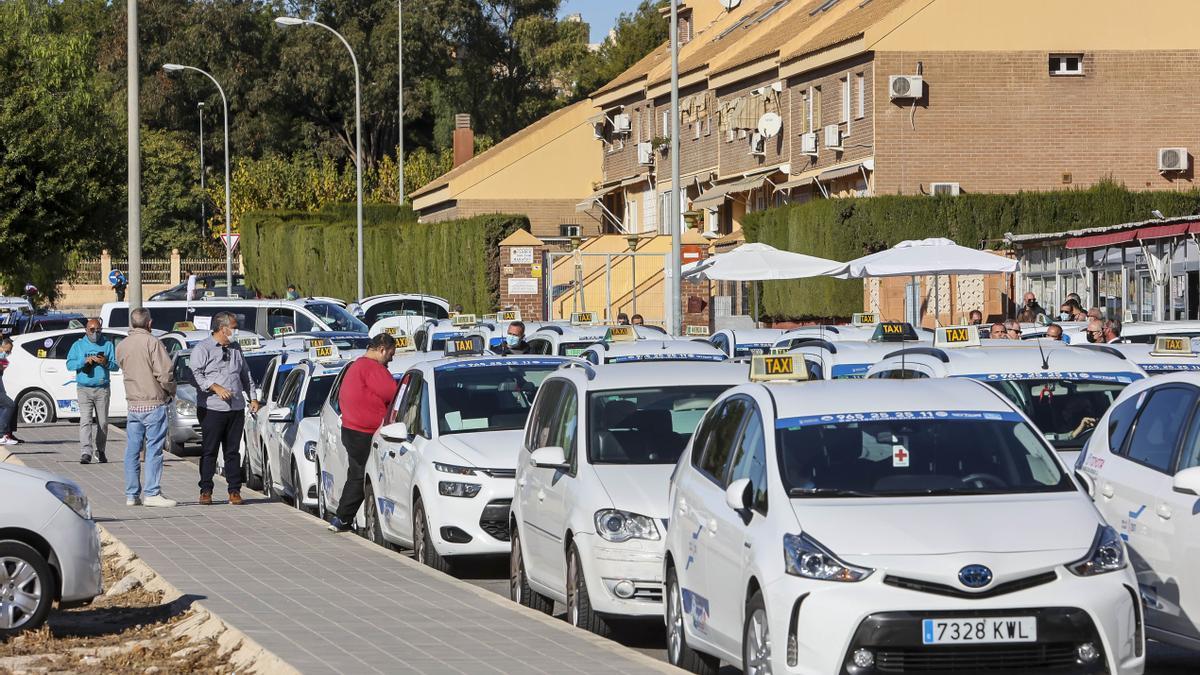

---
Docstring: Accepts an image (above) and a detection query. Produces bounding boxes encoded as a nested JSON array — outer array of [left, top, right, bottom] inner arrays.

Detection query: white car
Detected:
[[581, 339, 727, 365], [4, 328, 132, 424], [1107, 336, 1200, 375], [663, 362, 1144, 675], [100, 298, 370, 338], [361, 347, 571, 569], [359, 293, 450, 329], [708, 328, 784, 358], [1075, 372, 1200, 651], [510, 360, 748, 633], [785, 339, 907, 380], [0, 462, 101, 638]]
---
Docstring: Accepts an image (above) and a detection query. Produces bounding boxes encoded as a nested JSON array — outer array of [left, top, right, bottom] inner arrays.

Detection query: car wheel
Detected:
[[362, 482, 396, 550], [413, 497, 451, 574], [0, 541, 54, 639], [743, 591, 771, 675], [509, 527, 552, 614], [243, 448, 263, 491], [666, 566, 719, 675], [16, 391, 54, 425], [290, 463, 307, 512], [566, 543, 610, 636]]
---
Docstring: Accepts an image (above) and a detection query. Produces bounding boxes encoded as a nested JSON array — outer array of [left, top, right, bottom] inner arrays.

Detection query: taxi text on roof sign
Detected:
[[769, 346, 790, 355], [383, 326, 399, 336], [451, 313, 478, 327], [237, 335, 262, 351], [499, 309, 521, 322], [445, 334, 486, 357], [305, 338, 331, 348], [172, 321, 196, 332], [605, 326, 637, 342], [852, 312, 878, 326], [750, 354, 808, 382], [1151, 335, 1196, 357], [935, 324, 981, 349], [685, 325, 710, 336], [570, 312, 595, 326], [308, 344, 340, 362], [871, 321, 919, 343], [393, 335, 416, 352]]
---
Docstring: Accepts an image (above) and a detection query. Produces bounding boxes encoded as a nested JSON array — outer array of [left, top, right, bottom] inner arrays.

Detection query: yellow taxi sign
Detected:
[[445, 334, 486, 357], [237, 335, 262, 351], [308, 344, 340, 362], [769, 346, 790, 355], [685, 325, 710, 336], [499, 309, 522, 322], [451, 313, 478, 327], [1152, 335, 1196, 357], [482, 313, 498, 322], [605, 326, 637, 342], [749, 354, 808, 382], [852, 312, 878, 326], [304, 338, 331, 349], [172, 321, 197, 332], [871, 321, 919, 343], [570, 312, 595, 326], [383, 326, 399, 336], [934, 324, 980, 349], [393, 335, 415, 352]]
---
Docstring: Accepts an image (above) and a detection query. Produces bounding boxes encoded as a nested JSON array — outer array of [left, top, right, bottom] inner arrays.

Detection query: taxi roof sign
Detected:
[[393, 334, 416, 352], [685, 325, 710, 336], [482, 313, 498, 322], [308, 344, 340, 362], [934, 324, 981, 349], [172, 321, 197, 332], [304, 337, 331, 348], [605, 326, 637, 342], [499, 309, 522, 322], [750, 354, 808, 382], [445, 334, 486, 357], [871, 321, 919, 343], [273, 325, 296, 337], [451, 313, 478, 327], [237, 335, 262, 351], [851, 312, 878, 326], [1152, 335, 1196, 357], [570, 312, 595, 326], [383, 326, 399, 336], [769, 346, 790, 355]]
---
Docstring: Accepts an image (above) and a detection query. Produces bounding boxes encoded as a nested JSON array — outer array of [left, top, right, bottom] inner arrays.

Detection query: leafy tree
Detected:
[[575, 0, 668, 97], [141, 129, 211, 257]]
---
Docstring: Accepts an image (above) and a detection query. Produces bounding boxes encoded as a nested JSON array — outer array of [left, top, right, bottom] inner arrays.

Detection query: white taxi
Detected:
[[510, 360, 748, 633], [663, 358, 1144, 675], [358, 338, 571, 569], [3, 328, 131, 424], [786, 339, 910, 380], [1075, 371, 1200, 651], [866, 326, 1145, 464], [1108, 336, 1200, 376], [708, 329, 785, 358], [581, 338, 727, 365]]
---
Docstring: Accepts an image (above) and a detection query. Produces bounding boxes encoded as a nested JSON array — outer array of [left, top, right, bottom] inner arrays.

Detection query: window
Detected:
[[840, 76, 850, 126], [331, 368, 348, 415], [1049, 53, 1083, 76], [552, 385, 579, 467], [855, 72, 865, 119], [662, 110, 669, 136], [589, 386, 730, 465], [624, 198, 638, 233], [433, 362, 558, 434], [525, 379, 564, 450], [1106, 393, 1144, 455], [813, 86, 822, 129], [1179, 404, 1200, 471], [303, 302, 367, 332], [869, 369, 929, 380], [1126, 387, 1196, 473], [726, 407, 768, 513], [267, 308, 298, 337], [269, 364, 296, 403], [364, 299, 449, 325], [986, 379, 1129, 451], [397, 372, 431, 439], [50, 333, 82, 360], [696, 397, 750, 485], [805, 88, 814, 132], [278, 370, 304, 416]]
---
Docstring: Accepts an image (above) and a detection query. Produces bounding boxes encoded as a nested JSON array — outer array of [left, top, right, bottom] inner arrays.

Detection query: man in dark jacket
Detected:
[[502, 320, 530, 355]]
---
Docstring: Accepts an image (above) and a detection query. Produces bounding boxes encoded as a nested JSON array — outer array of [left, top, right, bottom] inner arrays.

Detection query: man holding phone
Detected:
[[66, 319, 118, 464]]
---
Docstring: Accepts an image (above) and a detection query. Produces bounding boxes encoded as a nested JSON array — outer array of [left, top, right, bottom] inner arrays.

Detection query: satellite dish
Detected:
[[756, 112, 782, 139], [719, 0, 741, 10]]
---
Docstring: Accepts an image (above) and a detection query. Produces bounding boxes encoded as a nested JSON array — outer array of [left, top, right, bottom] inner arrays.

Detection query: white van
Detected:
[[100, 299, 368, 337]]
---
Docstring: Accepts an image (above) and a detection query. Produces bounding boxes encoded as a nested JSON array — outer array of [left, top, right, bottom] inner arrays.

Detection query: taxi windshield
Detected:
[[777, 411, 1073, 497], [588, 386, 731, 465], [305, 302, 369, 333], [983, 379, 1128, 449], [434, 362, 560, 434], [303, 375, 337, 417]]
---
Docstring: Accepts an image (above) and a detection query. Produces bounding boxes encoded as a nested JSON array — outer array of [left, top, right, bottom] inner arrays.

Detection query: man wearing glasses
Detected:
[[190, 312, 258, 505], [65, 319, 118, 464]]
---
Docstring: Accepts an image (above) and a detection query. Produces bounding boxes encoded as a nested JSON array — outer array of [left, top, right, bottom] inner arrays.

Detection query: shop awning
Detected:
[[575, 175, 650, 211], [693, 175, 768, 209], [1065, 221, 1196, 249], [818, 164, 864, 182]]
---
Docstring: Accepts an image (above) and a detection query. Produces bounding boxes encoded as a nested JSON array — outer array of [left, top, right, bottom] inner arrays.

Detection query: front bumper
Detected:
[[425, 475, 514, 557], [169, 413, 201, 446], [44, 505, 102, 604], [762, 567, 1143, 675], [574, 533, 665, 618]]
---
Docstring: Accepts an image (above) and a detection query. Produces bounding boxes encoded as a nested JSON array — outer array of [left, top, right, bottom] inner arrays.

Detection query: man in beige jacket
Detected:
[[115, 308, 177, 507]]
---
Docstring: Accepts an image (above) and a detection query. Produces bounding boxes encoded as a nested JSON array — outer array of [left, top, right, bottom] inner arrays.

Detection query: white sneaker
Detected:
[[0, 437, 16, 446], [126, 497, 141, 506], [143, 494, 177, 508]]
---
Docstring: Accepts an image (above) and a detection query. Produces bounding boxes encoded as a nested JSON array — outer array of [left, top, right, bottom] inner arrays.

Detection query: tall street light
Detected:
[[127, 0, 141, 309], [163, 63, 233, 296], [275, 16, 365, 302], [668, 0, 682, 334], [198, 101, 206, 242], [398, 0, 405, 204]]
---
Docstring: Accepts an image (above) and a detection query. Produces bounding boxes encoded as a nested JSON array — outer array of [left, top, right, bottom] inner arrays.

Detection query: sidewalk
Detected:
[[10, 423, 669, 675]]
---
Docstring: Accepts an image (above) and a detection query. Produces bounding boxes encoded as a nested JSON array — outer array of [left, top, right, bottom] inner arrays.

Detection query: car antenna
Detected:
[[1036, 336, 1050, 370]]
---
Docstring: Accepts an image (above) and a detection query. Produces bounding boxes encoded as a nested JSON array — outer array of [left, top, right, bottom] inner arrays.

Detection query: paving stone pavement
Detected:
[[10, 423, 670, 674]]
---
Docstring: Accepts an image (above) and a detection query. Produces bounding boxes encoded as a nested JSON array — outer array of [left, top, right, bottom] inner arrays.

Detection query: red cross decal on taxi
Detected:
[[894, 447, 908, 463]]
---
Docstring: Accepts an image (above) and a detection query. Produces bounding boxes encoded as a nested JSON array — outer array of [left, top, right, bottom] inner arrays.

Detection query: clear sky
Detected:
[[558, 0, 647, 44]]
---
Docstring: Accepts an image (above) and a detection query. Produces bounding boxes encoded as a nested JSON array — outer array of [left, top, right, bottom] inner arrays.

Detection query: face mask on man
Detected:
[[505, 334, 520, 347], [1059, 312, 1071, 321], [86, 332, 99, 344]]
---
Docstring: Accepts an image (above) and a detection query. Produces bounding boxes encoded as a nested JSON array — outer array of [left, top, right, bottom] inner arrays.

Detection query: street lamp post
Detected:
[[198, 101, 205, 242], [275, 16, 365, 302], [398, 0, 405, 205], [668, 1, 682, 334], [163, 63, 233, 296]]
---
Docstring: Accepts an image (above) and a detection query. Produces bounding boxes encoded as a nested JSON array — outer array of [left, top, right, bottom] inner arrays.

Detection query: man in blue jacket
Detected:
[[66, 319, 119, 464]]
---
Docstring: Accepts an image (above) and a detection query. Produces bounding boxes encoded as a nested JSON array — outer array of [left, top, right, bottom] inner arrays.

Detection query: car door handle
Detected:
[[1101, 483, 1115, 498], [517, 477, 526, 488], [537, 489, 546, 502], [706, 518, 718, 534], [1156, 503, 1173, 520], [677, 501, 689, 517]]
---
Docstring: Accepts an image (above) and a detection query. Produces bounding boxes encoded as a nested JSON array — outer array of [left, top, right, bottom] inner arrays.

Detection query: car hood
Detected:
[[592, 464, 674, 519], [0, 461, 75, 486], [440, 430, 525, 470]]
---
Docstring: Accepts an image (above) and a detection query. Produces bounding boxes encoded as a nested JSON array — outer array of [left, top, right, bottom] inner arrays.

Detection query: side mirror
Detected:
[[530, 446, 569, 470], [267, 407, 293, 424], [1173, 466, 1200, 496], [725, 478, 752, 512], [380, 422, 410, 444]]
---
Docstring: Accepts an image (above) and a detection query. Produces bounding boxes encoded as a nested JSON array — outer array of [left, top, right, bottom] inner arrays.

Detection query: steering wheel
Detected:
[[961, 473, 1005, 488]]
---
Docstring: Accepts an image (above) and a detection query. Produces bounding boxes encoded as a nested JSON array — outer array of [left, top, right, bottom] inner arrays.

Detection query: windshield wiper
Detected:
[[787, 487, 876, 498]]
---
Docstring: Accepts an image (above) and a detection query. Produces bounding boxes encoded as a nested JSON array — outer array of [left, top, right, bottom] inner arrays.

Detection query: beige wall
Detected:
[[420, 199, 604, 239]]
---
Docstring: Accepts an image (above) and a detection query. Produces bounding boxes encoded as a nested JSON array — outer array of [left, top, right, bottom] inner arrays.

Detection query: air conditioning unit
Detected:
[[930, 182, 961, 196], [889, 75, 924, 100], [1159, 147, 1189, 172], [800, 132, 818, 156], [613, 114, 632, 134], [823, 124, 842, 150], [749, 133, 766, 156], [637, 142, 654, 165]]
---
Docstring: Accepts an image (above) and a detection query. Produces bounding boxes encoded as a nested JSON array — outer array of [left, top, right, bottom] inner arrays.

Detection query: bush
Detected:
[[241, 204, 526, 312], [743, 183, 1200, 320]]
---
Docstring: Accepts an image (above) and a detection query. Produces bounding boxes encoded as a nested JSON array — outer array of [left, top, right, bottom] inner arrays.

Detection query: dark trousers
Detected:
[[198, 407, 244, 493], [334, 428, 373, 523]]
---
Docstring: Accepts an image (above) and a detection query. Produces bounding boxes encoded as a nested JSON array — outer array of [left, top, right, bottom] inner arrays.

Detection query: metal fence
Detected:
[[109, 259, 172, 284], [72, 256, 234, 286], [180, 259, 229, 278]]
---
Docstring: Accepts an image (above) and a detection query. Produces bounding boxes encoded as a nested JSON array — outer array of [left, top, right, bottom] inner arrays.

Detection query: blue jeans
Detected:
[[124, 403, 168, 499]]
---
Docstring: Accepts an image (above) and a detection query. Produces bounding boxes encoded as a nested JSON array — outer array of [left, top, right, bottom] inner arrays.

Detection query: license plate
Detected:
[[921, 617, 1036, 644]]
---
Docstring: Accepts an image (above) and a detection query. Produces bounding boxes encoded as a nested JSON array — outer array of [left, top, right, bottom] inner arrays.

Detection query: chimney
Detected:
[[452, 114, 474, 168]]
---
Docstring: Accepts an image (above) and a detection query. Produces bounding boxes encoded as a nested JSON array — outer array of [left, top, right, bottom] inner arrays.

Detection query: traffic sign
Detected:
[[108, 269, 126, 285], [221, 233, 241, 252]]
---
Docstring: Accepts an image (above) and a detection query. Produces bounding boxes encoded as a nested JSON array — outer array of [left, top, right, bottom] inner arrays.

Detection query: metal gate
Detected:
[[545, 250, 668, 323]]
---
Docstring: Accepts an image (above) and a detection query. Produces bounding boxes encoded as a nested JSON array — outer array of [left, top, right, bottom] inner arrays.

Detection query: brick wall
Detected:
[[874, 50, 1200, 195], [716, 71, 788, 177], [499, 240, 546, 321], [602, 92, 645, 183], [787, 56, 875, 181], [421, 199, 604, 239], [654, 84, 720, 185]]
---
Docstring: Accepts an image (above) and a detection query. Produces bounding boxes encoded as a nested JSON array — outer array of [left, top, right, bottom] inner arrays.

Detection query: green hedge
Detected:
[[241, 204, 526, 312], [743, 183, 1200, 320]]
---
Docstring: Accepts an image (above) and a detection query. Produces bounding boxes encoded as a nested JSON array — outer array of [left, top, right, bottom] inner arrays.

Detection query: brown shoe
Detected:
[[228, 491, 243, 506], [199, 492, 213, 506]]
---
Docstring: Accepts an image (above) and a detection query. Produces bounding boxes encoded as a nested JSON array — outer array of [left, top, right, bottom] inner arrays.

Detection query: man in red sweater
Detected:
[[328, 334, 397, 532]]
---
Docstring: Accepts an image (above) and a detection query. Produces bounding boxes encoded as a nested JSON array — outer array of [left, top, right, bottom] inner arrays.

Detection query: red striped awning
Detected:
[[1065, 221, 1199, 249]]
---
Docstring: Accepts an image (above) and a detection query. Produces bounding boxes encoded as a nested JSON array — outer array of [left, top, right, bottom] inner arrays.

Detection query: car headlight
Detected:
[[594, 509, 660, 543], [434, 462, 476, 476], [46, 481, 90, 520], [304, 440, 318, 462], [175, 398, 196, 416], [438, 481, 481, 498], [783, 533, 872, 582], [1069, 525, 1127, 576]]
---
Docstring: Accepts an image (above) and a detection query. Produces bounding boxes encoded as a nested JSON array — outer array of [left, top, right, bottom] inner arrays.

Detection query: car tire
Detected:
[[742, 591, 771, 675], [0, 540, 55, 639], [666, 566, 719, 675], [566, 543, 611, 636], [290, 463, 307, 512], [509, 527, 552, 614], [314, 459, 328, 521], [16, 390, 55, 425], [413, 497, 451, 574], [362, 482, 396, 551], [243, 449, 263, 491]]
